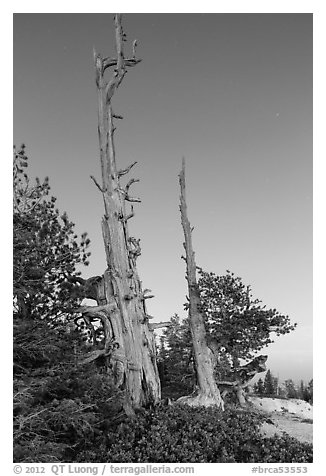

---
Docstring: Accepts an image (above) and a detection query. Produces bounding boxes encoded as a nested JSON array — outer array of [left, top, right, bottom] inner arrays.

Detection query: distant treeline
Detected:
[[252, 370, 313, 403]]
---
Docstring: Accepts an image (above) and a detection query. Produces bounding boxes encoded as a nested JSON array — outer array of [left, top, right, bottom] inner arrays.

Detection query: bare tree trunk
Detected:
[[76, 14, 161, 408], [177, 159, 224, 409]]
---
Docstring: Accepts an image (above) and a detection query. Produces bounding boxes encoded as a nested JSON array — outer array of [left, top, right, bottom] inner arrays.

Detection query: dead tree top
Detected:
[[93, 14, 142, 195]]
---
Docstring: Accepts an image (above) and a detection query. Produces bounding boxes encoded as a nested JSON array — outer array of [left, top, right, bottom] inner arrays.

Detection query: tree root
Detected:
[[176, 392, 224, 410]]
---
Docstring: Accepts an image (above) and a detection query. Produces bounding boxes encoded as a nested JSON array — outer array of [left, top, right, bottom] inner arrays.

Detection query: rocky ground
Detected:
[[247, 397, 313, 444], [260, 411, 313, 443]]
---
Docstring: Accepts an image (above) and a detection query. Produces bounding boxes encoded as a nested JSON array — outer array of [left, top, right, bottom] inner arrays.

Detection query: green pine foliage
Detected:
[[13, 146, 123, 462], [13, 145, 91, 321], [160, 268, 297, 394], [14, 318, 124, 463], [159, 314, 195, 397], [284, 379, 299, 399], [197, 268, 296, 365], [263, 370, 277, 396], [253, 378, 265, 395]]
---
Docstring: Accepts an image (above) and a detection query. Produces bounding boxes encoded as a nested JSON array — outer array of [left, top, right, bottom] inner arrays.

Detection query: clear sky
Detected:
[[13, 13, 312, 382]]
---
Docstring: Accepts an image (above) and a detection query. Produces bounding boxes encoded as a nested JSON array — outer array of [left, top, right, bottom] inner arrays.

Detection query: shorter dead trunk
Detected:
[[177, 159, 223, 409]]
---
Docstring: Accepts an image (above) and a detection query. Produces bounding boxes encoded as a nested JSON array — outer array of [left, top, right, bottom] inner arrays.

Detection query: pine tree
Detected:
[[285, 379, 298, 399], [254, 378, 264, 395], [13, 145, 90, 321], [307, 379, 313, 403], [299, 380, 305, 400], [198, 269, 296, 366], [273, 376, 279, 396], [263, 369, 276, 395], [161, 314, 195, 395]]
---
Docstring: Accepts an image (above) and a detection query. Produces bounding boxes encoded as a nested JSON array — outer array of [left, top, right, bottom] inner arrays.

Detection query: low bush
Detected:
[[13, 319, 123, 463], [14, 362, 123, 462], [13, 320, 312, 464], [104, 405, 312, 463]]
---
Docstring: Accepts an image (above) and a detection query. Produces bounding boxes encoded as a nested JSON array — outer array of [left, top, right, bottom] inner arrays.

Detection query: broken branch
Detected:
[[141, 289, 155, 300], [126, 178, 140, 193], [217, 380, 238, 387], [74, 302, 117, 320], [118, 178, 141, 202], [118, 161, 137, 177], [78, 349, 106, 365], [102, 57, 141, 72], [125, 195, 141, 203], [149, 321, 172, 330], [124, 206, 135, 222], [132, 39, 138, 59], [145, 314, 155, 320], [90, 175, 106, 193]]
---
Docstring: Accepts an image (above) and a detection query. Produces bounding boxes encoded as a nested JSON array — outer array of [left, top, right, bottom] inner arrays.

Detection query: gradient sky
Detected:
[[13, 13, 312, 382]]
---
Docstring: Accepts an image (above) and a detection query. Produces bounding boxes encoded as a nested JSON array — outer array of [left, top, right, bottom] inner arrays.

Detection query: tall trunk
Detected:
[[177, 158, 224, 409], [77, 14, 161, 408]]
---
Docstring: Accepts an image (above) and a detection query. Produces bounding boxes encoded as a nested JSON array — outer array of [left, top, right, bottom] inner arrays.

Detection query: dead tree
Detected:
[[74, 14, 161, 408], [177, 158, 224, 409]]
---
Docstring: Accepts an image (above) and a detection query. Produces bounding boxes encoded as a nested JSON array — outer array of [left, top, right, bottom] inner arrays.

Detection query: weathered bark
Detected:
[[77, 14, 161, 408], [177, 158, 224, 409]]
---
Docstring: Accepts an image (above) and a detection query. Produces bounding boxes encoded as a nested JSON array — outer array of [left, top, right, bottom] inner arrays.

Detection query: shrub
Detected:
[[13, 319, 123, 463], [14, 363, 123, 463], [104, 405, 312, 463], [13, 320, 312, 464], [255, 435, 313, 463]]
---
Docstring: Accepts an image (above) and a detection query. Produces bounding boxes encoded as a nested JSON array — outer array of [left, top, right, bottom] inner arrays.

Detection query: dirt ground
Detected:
[[260, 411, 313, 444]]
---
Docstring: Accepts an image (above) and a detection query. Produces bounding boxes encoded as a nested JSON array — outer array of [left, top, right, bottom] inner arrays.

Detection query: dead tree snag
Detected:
[[177, 158, 224, 409], [77, 14, 161, 408]]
